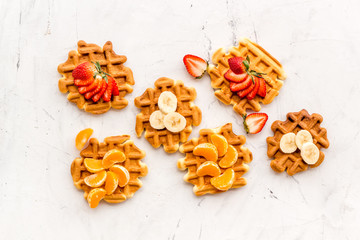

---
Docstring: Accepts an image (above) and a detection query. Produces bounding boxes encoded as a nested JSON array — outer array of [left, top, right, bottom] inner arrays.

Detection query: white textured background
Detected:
[[1, 0, 360, 239]]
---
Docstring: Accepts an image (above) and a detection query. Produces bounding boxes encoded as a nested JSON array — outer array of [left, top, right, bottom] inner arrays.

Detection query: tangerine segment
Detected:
[[109, 165, 130, 187], [196, 161, 221, 177], [102, 149, 126, 169], [210, 134, 228, 157], [219, 145, 238, 168], [87, 188, 107, 208], [75, 128, 93, 150], [84, 158, 104, 173], [84, 170, 107, 187], [210, 168, 235, 191], [104, 171, 119, 195], [193, 143, 218, 162]]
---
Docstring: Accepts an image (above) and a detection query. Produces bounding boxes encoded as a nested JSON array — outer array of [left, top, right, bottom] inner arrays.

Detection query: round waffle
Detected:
[[208, 38, 286, 116], [266, 109, 330, 176], [58, 40, 134, 114], [71, 135, 147, 205], [177, 123, 253, 196], [134, 77, 202, 153]]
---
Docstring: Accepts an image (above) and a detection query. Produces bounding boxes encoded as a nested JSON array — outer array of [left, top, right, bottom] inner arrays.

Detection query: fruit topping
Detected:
[[300, 142, 320, 164], [210, 168, 235, 191], [243, 113, 268, 134], [279, 132, 297, 153], [183, 54, 208, 79], [158, 91, 177, 114], [109, 165, 130, 187], [210, 134, 228, 157], [104, 171, 119, 195], [87, 188, 107, 208], [75, 128, 93, 150], [257, 77, 267, 97], [72, 62, 96, 80], [102, 149, 126, 169], [228, 57, 246, 74], [196, 161, 221, 177], [219, 145, 238, 168], [295, 130, 313, 150], [84, 158, 104, 173], [229, 76, 252, 92], [149, 110, 166, 130], [193, 143, 218, 162], [224, 70, 248, 83], [163, 112, 187, 133], [246, 76, 260, 100], [84, 170, 107, 188]]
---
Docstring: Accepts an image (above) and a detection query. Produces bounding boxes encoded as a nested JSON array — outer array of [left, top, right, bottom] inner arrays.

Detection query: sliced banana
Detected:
[[149, 110, 166, 130], [163, 112, 186, 133], [295, 130, 313, 150], [300, 142, 320, 165], [279, 132, 297, 153], [158, 91, 177, 114]]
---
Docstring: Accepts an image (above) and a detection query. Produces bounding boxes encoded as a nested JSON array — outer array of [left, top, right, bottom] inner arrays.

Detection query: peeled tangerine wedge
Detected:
[[210, 134, 228, 157], [75, 128, 93, 150], [102, 149, 126, 169], [84, 170, 107, 188], [210, 168, 235, 191], [104, 171, 119, 195], [109, 165, 130, 187], [193, 143, 218, 162], [84, 158, 104, 173], [219, 145, 238, 168], [196, 161, 221, 177], [87, 188, 107, 208]]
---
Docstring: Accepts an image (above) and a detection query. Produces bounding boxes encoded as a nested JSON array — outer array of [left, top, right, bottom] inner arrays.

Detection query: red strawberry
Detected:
[[72, 62, 96, 80], [246, 77, 260, 100], [243, 113, 268, 134], [102, 77, 114, 102], [92, 80, 107, 102], [228, 57, 246, 74], [84, 78, 103, 99], [74, 78, 94, 87], [112, 79, 119, 96], [183, 54, 208, 78], [237, 81, 255, 98], [257, 78, 266, 97], [229, 76, 252, 92], [78, 78, 99, 94], [224, 70, 248, 83]]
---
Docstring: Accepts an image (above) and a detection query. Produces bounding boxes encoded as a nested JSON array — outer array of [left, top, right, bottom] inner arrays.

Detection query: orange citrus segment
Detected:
[[102, 149, 126, 169], [84, 158, 104, 173], [210, 134, 228, 157], [109, 165, 130, 187], [84, 170, 107, 188], [75, 128, 93, 150], [196, 161, 221, 177], [219, 145, 238, 168], [193, 143, 218, 162], [210, 168, 235, 191], [87, 188, 106, 208], [104, 171, 119, 195]]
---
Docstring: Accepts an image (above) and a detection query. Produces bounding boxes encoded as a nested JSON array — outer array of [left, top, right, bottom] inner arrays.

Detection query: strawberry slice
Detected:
[[72, 62, 96, 80], [246, 77, 260, 100], [112, 78, 119, 96], [92, 80, 107, 102], [183, 54, 208, 79], [237, 81, 255, 98], [74, 78, 94, 87], [102, 77, 114, 102], [228, 57, 246, 74], [78, 78, 98, 94], [229, 76, 252, 92], [257, 78, 266, 97], [243, 113, 268, 134], [224, 70, 248, 83], [84, 78, 103, 99]]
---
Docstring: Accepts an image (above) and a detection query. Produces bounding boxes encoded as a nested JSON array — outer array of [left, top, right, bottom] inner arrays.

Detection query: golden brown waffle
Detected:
[[267, 109, 330, 176], [134, 77, 202, 153], [58, 40, 134, 114], [208, 38, 286, 116], [71, 135, 147, 204], [177, 123, 252, 196]]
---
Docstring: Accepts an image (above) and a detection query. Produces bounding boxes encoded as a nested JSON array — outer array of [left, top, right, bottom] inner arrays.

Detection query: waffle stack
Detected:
[[208, 38, 286, 116], [267, 109, 330, 176], [58, 40, 134, 114], [134, 77, 202, 153], [178, 123, 252, 196], [71, 135, 148, 203]]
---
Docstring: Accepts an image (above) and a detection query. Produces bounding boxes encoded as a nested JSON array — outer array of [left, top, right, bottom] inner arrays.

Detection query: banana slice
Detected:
[[295, 130, 313, 150], [279, 132, 297, 153], [300, 142, 320, 165], [149, 110, 166, 129], [163, 112, 186, 133], [158, 91, 177, 114]]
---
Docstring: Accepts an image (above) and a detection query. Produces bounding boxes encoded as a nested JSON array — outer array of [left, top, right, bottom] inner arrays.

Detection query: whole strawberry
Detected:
[[72, 62, 96, 80]]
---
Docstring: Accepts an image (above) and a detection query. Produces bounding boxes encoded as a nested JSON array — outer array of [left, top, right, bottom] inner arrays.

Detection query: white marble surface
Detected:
[[1, 0, 360, 239]]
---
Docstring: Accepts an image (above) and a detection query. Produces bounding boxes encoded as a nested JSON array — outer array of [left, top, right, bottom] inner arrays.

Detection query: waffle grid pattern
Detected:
[[178, 123, 252, 196], [266, 109, 330, 176], [58, 40, 134, 114]]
